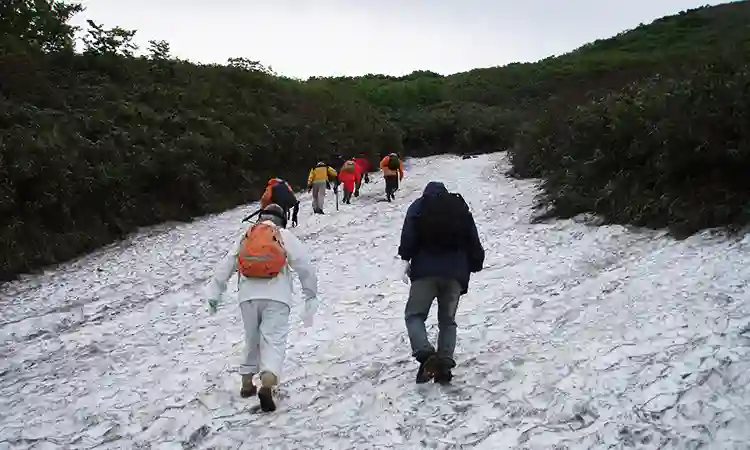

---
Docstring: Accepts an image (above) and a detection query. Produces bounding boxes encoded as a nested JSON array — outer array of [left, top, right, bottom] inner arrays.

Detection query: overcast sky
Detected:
[[70, 0, 731, 79]]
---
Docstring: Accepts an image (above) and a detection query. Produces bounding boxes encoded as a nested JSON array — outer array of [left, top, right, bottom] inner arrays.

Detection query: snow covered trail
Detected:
[[2, 152, 750, 449]]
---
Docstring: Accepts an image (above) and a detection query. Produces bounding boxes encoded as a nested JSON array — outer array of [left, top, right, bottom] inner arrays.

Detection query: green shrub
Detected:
[[511, 52, 750, 237], [0, 52, 400, 280]]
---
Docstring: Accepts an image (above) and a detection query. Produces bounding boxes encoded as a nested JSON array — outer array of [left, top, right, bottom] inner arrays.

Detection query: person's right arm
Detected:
[[398, 202, 419, 261], [205, 237, 242, 301], [307, 168, 315, 188]]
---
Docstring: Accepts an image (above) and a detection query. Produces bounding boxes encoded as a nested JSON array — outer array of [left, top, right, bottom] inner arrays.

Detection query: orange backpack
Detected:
[[237, 222, 287, 278]]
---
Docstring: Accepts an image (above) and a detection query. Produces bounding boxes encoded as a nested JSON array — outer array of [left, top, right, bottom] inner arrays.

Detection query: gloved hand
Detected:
[[307, 185, 312, 193], [207, 298, 219, 314], [301, 296, 319, 327], [400, 260, 411, 284], [292, 214, 298, 228]]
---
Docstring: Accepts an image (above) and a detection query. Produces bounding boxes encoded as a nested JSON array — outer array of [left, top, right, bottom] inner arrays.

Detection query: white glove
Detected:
[[301, 296, 319, 328], [400, 260, 411, 284]]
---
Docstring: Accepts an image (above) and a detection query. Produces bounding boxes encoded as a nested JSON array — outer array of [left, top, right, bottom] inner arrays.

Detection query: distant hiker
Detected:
[[330, 153, 347, 173], [260, 178, 300, 227], [397, 181, 485, 385], [205, 203, 319, 412], [329, 153, 346, 199], [379, 153, 404, 202], [338, 159, 362, 205], [307, 162, 338, 214], [353, 154, 371, 192]]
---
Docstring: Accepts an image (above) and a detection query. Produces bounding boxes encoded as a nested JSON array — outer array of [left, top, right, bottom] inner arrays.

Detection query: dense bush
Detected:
[[0, 4, 400, 281], [498, 2, 750, 236], [392, 101, 520, 157], [510, 52, 750, 236]]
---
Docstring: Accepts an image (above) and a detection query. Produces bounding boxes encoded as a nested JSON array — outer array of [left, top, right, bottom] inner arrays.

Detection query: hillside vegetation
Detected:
[[317, 1, 750, 236], [2, 0, 749, 281], [0, 1, 400, 281]]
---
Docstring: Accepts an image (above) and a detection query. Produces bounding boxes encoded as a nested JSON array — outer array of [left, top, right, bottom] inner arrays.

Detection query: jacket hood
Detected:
[[422, 181, 447, 197]]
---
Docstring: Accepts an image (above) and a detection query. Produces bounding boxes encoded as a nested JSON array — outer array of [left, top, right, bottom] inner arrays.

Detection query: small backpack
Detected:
[[415, 192, 471, 251], [387, 155, 400, 170], [237, 222, 287, 278], [341, 160, 357, 173]]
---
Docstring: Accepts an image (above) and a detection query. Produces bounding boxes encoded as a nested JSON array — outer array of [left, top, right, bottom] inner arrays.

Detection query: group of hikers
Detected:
[[251, 152, 405, 226], [205, 153, 484, 413]]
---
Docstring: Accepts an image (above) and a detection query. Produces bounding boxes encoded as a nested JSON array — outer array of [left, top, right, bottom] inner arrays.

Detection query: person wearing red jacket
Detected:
[[353, 155, 371, 196], [338, 159, 362, 204]]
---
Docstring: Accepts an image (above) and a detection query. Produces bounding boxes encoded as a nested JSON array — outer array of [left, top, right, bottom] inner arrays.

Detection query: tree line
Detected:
[[2, 0, 749, 281]]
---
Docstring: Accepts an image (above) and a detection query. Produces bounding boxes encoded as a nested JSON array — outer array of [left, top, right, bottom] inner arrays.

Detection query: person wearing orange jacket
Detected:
[[380, 153, 404, 202], [338, 159, 362, 205], [260, 178, 300, 227]]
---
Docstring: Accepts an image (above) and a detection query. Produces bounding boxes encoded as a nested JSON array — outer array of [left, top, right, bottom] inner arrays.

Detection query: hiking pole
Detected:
[[335, 185, 339, 211], [241, 208, 262, 222]]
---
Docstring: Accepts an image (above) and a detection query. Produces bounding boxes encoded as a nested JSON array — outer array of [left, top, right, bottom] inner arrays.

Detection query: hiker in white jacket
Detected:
[[205, 203, 318, 412]]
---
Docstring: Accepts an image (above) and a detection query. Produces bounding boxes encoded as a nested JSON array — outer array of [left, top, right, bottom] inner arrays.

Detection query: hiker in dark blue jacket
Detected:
[[398, 181, 485, 385]]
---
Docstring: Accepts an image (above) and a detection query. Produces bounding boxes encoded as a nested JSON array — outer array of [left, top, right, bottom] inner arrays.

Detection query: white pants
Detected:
[[239, 299, 291, 381]]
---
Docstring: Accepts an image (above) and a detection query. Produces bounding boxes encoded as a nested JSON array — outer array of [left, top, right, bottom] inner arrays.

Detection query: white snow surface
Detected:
[[2, 152, 750, 449]]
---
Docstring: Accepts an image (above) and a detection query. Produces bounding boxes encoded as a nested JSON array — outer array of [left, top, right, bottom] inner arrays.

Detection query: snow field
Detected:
[[1, 152, 749, 449]]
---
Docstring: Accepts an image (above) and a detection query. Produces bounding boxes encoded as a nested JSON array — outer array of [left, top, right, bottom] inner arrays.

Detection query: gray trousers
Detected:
[[404, 277, 461, 366], [239, 299, 291, 381], [311, 183, 326, 211]]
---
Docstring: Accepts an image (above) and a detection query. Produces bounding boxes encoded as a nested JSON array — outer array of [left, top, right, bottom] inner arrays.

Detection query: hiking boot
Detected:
[[240, 373, 257, 398], [433, 369, 453, 385], [257, 371, 278, 412], [433, 357, 455, 385], [416, 354, 439, 384]]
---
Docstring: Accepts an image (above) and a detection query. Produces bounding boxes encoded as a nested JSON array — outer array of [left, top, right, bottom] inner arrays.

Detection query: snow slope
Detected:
[[2, 152, 750, 450]]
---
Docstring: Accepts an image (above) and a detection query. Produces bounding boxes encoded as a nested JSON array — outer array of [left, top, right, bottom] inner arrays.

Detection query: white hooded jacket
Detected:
[[205, 221, 318, 311]]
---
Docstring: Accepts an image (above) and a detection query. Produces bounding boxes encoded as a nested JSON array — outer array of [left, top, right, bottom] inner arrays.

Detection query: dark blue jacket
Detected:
[[398, 182, 485, 295]]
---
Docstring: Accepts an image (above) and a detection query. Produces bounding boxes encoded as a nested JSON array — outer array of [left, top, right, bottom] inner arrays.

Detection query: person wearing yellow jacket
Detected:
[[380, 153, 404, 202], [307, 162, 338, 214]]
